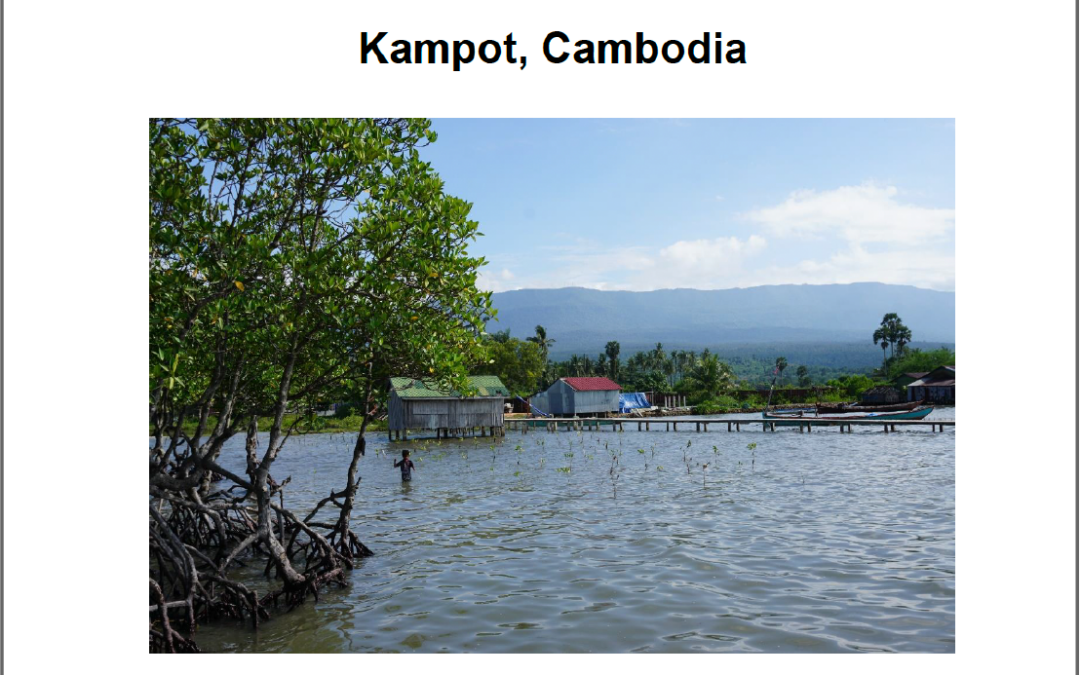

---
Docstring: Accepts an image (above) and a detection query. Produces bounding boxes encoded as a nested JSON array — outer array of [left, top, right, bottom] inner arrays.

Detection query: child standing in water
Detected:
[[394, 449, 416, 482]]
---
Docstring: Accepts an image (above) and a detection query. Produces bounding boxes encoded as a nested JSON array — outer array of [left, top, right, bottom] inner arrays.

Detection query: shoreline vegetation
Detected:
[[151, 413, 389, 437]]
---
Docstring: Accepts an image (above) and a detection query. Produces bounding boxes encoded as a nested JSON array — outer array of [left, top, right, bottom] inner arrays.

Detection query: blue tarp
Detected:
[[619, 392, 651, 413]]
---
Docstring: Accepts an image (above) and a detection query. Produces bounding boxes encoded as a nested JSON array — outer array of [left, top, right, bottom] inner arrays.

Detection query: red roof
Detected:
[[562, 377, 621, 391]]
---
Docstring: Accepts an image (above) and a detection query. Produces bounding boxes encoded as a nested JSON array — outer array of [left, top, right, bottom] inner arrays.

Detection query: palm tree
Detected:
[[873, 326, 890, 375], [527, 325, 555, 363], [875, 312, 914, 373], [688, 354, 736, 398], [796, 365, 810, 387], [605, 341, 621, 382], [651, 343, 665, 370], [893, 325, 913, 357], [775, 356, 788, 385], [879, 313, 910, 359]]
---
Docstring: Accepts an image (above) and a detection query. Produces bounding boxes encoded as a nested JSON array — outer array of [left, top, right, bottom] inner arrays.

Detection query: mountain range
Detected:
[[486, 283, 955, 360]]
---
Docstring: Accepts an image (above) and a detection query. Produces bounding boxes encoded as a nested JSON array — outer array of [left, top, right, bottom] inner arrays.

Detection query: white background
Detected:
[[3, 0, 1076, 673]]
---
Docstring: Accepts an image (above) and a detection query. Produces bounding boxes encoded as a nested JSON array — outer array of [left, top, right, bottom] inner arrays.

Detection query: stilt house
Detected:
[[388, 376, 509, 440], [906, 365, 955, 404], [530, 377, 621, 417]]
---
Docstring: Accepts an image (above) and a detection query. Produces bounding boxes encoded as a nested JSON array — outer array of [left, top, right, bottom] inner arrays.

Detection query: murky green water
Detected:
[[191, 410, 954, 653]]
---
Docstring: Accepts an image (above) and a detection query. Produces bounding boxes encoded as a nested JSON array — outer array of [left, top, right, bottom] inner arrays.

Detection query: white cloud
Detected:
[[658, 234, 766, 270], [745, 183, 954, 245], [484, 235, 769, 291], [478, 183, 954, 292], [746, 243, 955, 291], [476, 267, 515, 292]]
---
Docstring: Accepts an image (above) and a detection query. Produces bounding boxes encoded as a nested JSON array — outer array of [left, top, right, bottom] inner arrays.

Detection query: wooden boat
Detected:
[[763, 405, 934, 425], [815, 400, 924, 414]]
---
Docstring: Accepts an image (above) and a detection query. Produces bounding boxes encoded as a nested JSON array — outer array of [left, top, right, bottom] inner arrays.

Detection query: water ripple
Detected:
[[192, 414, 955, 652]]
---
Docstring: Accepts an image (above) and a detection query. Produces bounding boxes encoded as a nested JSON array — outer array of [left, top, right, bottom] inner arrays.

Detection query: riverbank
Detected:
[[151, 414, 387, 437]]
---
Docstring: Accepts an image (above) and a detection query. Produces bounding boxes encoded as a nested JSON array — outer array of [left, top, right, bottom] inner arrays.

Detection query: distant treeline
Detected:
[[545, 341, 952, 385], [472, 327, 955, 404]]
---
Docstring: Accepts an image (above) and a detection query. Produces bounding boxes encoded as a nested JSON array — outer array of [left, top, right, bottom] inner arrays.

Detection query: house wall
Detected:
[[545, 380, 574, 416], [388, 394, 504, 430], [907, 385, 955, 404], [570, 388, 620, 415], [528, 391, 550, 416]]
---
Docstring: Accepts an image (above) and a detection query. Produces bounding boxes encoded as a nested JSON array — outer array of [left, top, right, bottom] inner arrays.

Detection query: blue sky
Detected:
[[419, 119, 955, 292]]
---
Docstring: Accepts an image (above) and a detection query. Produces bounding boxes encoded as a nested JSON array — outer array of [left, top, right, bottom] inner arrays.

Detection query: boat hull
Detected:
[[763, 406, 934, 426], [815, 400, 924, 414]]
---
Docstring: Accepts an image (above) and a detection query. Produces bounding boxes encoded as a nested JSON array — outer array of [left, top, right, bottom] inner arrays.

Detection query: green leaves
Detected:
[[150, 118, 494, 440]]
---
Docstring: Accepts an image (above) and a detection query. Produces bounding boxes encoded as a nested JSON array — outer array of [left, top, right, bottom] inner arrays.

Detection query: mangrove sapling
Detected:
[[609, 454, 622, 499]]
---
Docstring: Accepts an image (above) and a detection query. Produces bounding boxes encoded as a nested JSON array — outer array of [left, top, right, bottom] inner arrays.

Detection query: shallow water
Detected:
[[191, 410, 955, 653]]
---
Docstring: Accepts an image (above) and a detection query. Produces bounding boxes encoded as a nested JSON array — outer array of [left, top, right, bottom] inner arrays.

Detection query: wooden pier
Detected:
[[504, 417, 954, 434]]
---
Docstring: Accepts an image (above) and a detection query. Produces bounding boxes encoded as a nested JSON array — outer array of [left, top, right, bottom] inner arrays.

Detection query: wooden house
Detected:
[[906, 365, 955, 404], [530, 377, 621, 417], [388, 375, 509, 440], [891, 372, 929, 389]]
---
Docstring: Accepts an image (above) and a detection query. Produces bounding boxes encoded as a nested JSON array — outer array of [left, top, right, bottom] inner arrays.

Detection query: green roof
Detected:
[[390, 375, 510, 399]]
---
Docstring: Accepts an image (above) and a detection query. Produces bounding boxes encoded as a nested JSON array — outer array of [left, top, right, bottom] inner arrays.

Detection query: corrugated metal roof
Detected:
[[561, 377, 621, 391], [390, 376, 510, 399], [911, 378, 955, 388], [910, 365, 955, 387]]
